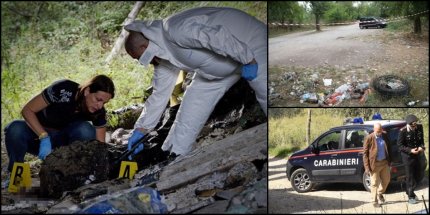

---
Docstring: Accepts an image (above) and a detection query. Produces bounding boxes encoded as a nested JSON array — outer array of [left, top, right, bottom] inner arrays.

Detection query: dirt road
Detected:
[[269, 24, 386, 67], [269, 156, 429, 214]]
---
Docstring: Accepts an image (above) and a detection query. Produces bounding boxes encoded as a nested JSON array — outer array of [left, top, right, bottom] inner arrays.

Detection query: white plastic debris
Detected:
[[323, 79, 332, 86]]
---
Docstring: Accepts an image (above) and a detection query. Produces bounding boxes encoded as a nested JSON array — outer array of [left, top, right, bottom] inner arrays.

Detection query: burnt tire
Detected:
[[372, 75, 409, 97], [362, 171, 371, 192], [290, 168, 314, 193]]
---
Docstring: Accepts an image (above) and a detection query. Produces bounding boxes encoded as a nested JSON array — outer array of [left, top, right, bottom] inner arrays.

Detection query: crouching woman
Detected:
[[4, 74, 115, 173]]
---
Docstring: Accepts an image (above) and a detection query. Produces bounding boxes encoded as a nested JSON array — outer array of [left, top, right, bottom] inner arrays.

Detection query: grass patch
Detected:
[[268, 109, 345, 158], [386, 19, 413, 32], [269, 145, 301, 159]]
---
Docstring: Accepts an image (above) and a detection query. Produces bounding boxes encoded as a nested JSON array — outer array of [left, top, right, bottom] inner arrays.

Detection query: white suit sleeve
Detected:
[[171, 22, 254, 65], [134, 62, 179, 130]]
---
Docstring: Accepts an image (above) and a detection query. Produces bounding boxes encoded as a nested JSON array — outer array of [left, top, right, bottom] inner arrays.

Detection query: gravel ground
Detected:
[[269, 156, 429, 214]]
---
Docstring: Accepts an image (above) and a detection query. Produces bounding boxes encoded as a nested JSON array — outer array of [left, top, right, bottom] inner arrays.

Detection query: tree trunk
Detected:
[[104, 1, 145, 65], [306, 109, 311, 145], [315, 14, 321, 31], [413, 16, 421, 34]]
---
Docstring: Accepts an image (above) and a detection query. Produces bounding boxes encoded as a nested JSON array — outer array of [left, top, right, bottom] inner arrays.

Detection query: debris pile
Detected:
[[39, 140, 110, 199]]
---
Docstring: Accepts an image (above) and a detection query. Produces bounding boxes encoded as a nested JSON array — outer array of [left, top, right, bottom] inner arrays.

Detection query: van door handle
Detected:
[[331, 154, 338, 157]]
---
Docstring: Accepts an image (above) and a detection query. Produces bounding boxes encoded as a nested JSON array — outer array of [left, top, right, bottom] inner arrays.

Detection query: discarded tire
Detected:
[[39, 140, 110, 198], [371, 75, 409, 96]]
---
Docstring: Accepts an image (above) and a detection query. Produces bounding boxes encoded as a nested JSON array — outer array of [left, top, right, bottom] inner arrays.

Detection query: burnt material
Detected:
[[39, 140, 110, 198]]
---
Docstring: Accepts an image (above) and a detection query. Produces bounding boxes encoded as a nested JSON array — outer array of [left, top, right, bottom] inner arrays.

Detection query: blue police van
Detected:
[[286, 119, 427, 193]]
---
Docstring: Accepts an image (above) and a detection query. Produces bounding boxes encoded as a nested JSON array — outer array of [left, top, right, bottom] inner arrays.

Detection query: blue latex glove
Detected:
[[241, 63, 258, 81], [128, 129, 145, 160], [38, 136, 52, 160]]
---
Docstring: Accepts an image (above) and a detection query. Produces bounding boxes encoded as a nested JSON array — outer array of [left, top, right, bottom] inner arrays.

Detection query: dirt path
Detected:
[[269, 156, 429, 214]]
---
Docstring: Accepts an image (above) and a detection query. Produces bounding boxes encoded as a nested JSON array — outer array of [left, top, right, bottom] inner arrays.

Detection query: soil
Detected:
[[269, 156, 429, 214]]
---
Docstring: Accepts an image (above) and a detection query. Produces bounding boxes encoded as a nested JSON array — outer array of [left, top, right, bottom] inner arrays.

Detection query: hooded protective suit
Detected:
[[125, 7, 267, 155]]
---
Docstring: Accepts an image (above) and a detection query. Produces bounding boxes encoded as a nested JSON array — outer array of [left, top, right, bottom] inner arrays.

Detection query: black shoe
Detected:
[[373, 202, 381, 208]]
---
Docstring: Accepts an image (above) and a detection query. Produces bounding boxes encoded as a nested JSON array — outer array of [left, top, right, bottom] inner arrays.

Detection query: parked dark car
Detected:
[[359, 17, 387, 29], [286, 119, 427, 193]]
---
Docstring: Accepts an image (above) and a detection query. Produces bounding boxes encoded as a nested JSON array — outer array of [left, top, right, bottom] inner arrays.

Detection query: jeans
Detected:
[[4, 120, 96, 171]]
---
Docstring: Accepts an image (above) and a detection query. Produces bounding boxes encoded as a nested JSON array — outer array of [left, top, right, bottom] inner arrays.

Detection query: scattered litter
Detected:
[[323, 79, 332, 86], [78, 186, 168, 214], [324, 92, 344, 106], [335, 84, 352, 94], [360, 89, 371, 104], [357, 83, 369, 91], [301, 93, 318, 104], [406, 100, 420, 107]]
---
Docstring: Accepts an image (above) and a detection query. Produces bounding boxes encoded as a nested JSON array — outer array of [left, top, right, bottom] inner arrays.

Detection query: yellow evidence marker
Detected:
[[118, 161, 138, 179], [8, 162, 32, 193]]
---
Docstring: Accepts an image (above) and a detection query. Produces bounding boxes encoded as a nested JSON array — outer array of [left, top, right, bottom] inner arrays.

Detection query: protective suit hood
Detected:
[[125, 20, 186, 69]]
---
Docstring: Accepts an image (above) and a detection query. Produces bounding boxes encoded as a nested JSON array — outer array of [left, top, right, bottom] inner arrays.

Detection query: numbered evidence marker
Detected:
[[118, 161, 138, 179], [8, 162, 32, 193]]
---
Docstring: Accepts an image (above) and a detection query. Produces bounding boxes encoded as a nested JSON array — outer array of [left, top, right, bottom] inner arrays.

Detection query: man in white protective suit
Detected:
[[123, 7, 267, 158]]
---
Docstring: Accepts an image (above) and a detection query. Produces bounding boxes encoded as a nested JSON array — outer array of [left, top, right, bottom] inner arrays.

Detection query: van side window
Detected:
[[317, 131, 341, 151], [345, 130, 368, 149]]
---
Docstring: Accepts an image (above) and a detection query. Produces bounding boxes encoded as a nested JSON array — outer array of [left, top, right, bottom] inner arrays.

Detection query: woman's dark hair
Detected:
[[76, 75, 115, 112]]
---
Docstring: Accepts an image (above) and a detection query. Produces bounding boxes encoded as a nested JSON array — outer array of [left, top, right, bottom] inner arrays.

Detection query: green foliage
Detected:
[[1, 1, 266, 131], [268, 1, 305, 23], [308, 1, 330, 16], [324, 2, 353, 23]]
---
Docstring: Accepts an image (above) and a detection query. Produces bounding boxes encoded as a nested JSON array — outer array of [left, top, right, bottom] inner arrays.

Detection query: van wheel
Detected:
[[291, 168, 314, 193], [362, 171, 371, 192]]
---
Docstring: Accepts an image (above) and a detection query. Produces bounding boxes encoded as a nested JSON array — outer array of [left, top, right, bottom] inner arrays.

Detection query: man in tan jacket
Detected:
[[363, 123, 392, 208]]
